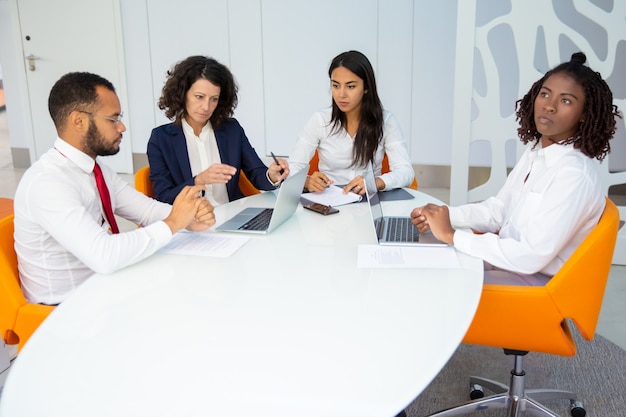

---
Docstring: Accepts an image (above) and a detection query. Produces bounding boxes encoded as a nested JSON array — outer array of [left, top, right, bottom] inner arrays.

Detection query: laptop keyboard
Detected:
[[238, 208, 274, 231], [385, 217, 419, 243]]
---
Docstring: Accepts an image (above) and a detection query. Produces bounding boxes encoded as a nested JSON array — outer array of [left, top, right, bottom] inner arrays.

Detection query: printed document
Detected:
[[158, 231, 250, 258], [358, 244, 460, 268], [302, 185, 362, 207]]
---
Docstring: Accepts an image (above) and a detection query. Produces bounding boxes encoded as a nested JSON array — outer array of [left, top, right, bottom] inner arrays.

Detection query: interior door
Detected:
[[16, 0, 132, 173]]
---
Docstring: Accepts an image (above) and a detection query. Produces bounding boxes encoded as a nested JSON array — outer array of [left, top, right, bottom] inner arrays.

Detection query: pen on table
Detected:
[[270, 152, 285, 175]]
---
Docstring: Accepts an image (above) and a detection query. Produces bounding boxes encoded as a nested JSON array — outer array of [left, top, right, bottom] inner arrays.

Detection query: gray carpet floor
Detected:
[[405, 331, 626, 416]]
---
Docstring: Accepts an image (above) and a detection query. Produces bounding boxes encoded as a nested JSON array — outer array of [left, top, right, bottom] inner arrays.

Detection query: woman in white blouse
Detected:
[[288, 50, 414, 196], [410, 52, 622, 285]]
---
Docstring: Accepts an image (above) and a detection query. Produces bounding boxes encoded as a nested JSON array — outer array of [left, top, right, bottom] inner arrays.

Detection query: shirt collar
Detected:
[[181, 118, 212, 140], [53, 137, 96, 173], [540, 140, 577, 167]]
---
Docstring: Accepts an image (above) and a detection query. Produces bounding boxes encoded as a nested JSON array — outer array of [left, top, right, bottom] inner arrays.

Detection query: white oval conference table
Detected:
[[0, 188, 483, 417]]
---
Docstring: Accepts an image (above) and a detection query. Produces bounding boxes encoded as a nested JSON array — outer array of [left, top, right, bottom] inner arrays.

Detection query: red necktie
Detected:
[[93, 162, 120, 234]]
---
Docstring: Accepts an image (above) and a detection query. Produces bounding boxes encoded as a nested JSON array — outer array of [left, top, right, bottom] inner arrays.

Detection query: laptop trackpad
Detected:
[[218, 207, 265, 229], [418, 231, 448, 246]]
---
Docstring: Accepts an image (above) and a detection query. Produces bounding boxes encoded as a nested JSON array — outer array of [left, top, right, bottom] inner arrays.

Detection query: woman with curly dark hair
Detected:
[[410, 52, 621, 285], [288, 50, 414, 195], [147, 55, 289, 205]]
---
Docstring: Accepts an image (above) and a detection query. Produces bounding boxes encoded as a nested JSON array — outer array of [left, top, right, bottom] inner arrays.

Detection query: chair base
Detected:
[[425, 352, 586, 417]]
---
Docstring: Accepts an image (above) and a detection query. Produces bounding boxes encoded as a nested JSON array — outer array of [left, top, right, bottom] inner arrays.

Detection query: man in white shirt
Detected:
[[14, 72, 215, 305]]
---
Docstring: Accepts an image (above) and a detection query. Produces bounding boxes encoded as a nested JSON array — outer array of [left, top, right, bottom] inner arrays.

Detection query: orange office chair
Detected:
[[427, 197, 620, 417], [308, 150, 418, 190], [0, 212, 55, 352], [135, 165, 154, 198], [237, 170, 261, 196], [0, 197, 14, 219], [134, 165, 260, 198]]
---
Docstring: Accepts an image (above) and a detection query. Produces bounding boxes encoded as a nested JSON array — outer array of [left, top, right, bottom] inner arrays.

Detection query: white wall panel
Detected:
[[411, 1, 458, 166], [377, 0, 414, 156], [146, 0, 231, 129], [120, 1, 156, 155], [228, 0, 266, 158], [260, 0, 379, 157]]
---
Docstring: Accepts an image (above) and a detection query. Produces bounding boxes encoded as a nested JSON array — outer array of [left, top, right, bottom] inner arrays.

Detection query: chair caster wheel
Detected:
[[469, 383, 484, 400], [570, 401, 586, 417]]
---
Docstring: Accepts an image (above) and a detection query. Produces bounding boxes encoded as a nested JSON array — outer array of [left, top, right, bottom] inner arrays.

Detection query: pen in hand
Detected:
[[270, 152, 285, 175]]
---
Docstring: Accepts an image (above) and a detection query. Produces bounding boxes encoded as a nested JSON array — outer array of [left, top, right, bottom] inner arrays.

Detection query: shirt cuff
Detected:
[[266, 170, 282, 188], [447, 206, 461, 224], [148, 220, 175, 243], [375, 176, 387, 191], [452, 229, 474, 255]]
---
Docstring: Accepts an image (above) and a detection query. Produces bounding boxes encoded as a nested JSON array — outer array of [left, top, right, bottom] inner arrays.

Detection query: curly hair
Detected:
[[328, 50, 384, 168], [48, 72, 115, 131], [515, 52, 622, 161], [157, 56, 238, 130]]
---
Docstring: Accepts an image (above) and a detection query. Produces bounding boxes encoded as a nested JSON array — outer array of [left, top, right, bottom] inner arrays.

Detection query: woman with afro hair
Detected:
[[410, 52, 621, 285]]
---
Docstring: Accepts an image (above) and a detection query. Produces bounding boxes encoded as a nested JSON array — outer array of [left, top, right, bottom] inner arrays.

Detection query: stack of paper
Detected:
[[301, 185, 362, 207]]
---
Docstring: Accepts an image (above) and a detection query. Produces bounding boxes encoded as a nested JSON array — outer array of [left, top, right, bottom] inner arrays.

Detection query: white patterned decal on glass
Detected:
[[453, 0, 626, 263]]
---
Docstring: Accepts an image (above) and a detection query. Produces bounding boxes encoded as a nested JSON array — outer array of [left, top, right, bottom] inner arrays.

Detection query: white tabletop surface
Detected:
[[0, 189, 483, 417]]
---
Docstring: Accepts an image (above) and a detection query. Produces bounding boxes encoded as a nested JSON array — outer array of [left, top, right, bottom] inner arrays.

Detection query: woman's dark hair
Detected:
[[158, 55, 238, 130], [328, 50, 384, 168], [48, 72, 115, 131], [515, 52, 622, 161]]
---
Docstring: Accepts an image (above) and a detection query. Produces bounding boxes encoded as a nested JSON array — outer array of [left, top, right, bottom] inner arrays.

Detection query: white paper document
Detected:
[[302, 185, 362, 206], [358, 244, 461, 268], [158, 232, 250, 258]]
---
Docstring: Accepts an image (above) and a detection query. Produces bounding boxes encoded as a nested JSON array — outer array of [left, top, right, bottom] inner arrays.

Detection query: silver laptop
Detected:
[[216, 166, 308, 234], [363, 162, 447, 246]]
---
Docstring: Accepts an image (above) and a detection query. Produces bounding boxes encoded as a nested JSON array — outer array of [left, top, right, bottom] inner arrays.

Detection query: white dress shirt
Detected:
[[449, 141, 605, 276], [14, 138, 173, 305], [182, 119, 229, 206], [288, 108, 414, 190]]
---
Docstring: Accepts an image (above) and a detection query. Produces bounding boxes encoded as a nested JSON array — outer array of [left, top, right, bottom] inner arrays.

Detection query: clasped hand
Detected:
[[165, 185, 216, 233], [410, 203, 455, 245]]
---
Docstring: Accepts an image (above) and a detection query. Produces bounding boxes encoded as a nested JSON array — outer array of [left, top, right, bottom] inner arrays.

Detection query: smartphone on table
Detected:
[[303, 203, 339, 216]]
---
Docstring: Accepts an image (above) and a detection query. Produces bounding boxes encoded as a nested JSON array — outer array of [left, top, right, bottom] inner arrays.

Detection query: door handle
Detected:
[[25, 54, 40, 71]]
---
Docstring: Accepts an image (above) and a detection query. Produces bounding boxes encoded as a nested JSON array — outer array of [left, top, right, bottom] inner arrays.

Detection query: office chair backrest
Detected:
[[308, 150, 418, 190], [0, 213, 55, 350], [0, 197, 14, 219], [238, 170, 261, 196], [135, 165, 154, 198], [0, 213, 22, 343], [135, 165, 260, 198], [307, 150, 322, 176], [463, 197, 620, 356], [546, 197, 620, 340]]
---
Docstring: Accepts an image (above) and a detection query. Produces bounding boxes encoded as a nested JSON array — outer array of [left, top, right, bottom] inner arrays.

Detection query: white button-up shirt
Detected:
[[450, 141, 605, 276], [288, 108, 414, 189], [14, 138, 173, 305], [182, 119, 229, 206]]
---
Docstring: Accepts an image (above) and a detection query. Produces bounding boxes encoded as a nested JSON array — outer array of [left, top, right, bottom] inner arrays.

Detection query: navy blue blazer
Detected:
[[147, 119, 275, 204]]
